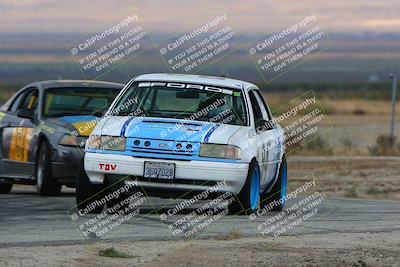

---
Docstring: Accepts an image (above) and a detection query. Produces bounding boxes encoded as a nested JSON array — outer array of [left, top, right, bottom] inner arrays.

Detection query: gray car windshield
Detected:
[[43, 87, 120, 117], [113, 82, 248, 126]]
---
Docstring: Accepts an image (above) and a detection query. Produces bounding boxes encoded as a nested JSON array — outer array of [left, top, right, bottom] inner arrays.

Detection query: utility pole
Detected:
[[389, 73, 398, 140]]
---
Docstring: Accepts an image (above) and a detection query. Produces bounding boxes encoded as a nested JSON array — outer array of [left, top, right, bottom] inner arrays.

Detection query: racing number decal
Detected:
[[9, 127, 33, 162], [99, 163, 117, 171]]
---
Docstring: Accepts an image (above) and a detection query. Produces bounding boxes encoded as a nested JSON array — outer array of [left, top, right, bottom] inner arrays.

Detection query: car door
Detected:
[[0, 88, 39, 179], [256, 89, 282, 156], [248, 89, 280, 191]]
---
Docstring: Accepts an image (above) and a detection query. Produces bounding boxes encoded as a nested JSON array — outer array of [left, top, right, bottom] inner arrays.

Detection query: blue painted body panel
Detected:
[[88, 117, 237, 163]]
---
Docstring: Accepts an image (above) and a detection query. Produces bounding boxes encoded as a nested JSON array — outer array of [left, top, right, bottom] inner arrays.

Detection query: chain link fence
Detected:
[[259, 80, 399, 156]]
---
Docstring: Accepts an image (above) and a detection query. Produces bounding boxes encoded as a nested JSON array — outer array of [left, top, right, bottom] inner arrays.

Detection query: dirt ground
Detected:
[[288, 156, 400, 200], [1, 231, 399, 267]]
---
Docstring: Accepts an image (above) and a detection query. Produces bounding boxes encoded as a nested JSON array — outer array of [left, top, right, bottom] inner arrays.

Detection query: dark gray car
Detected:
[[0, 80, 123, 195]]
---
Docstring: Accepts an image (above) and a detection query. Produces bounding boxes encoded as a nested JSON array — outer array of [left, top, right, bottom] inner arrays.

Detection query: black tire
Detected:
[[0, 181, 13, 194], [229, 160, 260, 215], [76, 166, 106, 214], [105, 177, 132, 213], [260, 155, 287, 211], [105, 193, 129, 213], [36, 141, 61, 196]]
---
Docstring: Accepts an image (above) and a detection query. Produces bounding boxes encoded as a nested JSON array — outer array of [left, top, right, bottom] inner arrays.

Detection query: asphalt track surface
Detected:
[[1, 185, 400, 247]]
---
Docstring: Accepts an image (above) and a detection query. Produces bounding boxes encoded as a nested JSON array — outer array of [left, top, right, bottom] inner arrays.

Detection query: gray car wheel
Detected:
[[36, 141, 61, 196]]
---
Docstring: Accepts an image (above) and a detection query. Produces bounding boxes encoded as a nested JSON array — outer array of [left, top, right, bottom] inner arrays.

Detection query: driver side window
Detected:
[[249, 91, 263, 124], [9, 92, 25, 113], [253, 90, 271, 121], [9, 88, 39, 114], [20, 90, 38, 111]]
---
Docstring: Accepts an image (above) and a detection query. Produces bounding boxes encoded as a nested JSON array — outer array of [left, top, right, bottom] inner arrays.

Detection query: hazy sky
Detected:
[[0, 0, 399, 34]]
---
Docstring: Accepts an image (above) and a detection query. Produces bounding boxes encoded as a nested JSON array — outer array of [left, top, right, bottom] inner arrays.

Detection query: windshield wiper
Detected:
[[115, 111, 136, 116], [46, 112, 79, 117], [147, 113, 178, 119]]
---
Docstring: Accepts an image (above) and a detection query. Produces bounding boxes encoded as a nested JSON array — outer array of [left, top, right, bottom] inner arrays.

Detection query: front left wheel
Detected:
[[36, 141, 61, 196], [76, 167, 106, 214], [260, 155, 287, 211], [105, 178, 130, 212]]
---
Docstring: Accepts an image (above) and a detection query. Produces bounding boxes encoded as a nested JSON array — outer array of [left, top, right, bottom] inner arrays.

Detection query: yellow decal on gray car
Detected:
[[9, 127, 33, 162]]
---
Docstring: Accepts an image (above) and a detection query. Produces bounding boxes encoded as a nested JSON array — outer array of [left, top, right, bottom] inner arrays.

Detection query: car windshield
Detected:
[[113, 82, 248, 126], [43, 87, 120, 117]]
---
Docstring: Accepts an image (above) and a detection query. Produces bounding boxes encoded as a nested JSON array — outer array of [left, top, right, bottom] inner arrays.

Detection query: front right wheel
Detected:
[[229, 161, 260, 215]]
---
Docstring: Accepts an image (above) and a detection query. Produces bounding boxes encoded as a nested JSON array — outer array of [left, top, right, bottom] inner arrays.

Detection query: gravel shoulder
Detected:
[[1, 231, 399, 267]]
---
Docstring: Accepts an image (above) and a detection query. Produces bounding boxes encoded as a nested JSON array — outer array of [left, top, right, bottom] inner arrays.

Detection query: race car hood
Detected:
[[96, 116, 242, 144], [46, 115, 99, 137]]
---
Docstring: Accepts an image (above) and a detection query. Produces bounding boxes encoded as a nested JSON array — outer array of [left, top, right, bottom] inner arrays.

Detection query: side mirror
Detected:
[[17, 109, 35, 120], [255, 119, 274, 133]]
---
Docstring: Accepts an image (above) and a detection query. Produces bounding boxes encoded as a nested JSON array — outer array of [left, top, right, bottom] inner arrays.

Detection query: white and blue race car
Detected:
[[77, 73, 287, 214]]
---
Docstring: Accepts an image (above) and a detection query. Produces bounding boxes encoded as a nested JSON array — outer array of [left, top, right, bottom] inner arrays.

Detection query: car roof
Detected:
[[27, 80, 124, 90], [134, 73, 258, 91]]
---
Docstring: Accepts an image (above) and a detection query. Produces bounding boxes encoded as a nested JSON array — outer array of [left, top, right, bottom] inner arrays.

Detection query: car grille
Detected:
[[126, 138, 199, 156]]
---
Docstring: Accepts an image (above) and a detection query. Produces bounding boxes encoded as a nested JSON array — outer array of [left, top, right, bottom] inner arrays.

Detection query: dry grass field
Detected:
[[288, 156, 400, 200]]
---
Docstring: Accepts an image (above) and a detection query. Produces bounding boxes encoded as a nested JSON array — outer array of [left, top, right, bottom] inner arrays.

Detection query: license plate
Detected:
[[143, 161, 175, 179]]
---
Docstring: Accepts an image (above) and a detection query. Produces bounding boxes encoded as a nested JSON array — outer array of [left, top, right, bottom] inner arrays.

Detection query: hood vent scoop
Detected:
[[141, 119, 202, 127]]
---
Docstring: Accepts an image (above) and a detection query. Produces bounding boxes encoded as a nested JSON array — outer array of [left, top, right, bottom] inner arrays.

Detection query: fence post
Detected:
[[389, 73, 398, 140]]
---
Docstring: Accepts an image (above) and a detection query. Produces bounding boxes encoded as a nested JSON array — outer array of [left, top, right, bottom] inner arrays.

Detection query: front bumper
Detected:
[[84, 152, 249, 195], [51, 145, 85, 186]]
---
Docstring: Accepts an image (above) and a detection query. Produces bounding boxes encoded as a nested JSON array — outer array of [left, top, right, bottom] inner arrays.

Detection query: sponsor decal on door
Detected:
[[9, 127, 33, 162]]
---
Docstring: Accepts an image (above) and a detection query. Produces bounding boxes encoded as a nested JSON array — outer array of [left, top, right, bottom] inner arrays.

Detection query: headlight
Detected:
[[86, 135, 101, 149], [86, 135, 126, 151], [59, 135, 77, 146], [100, 136, 126, 151], [76, 137, 88, 148], [59, 135, 87, 148], [199, 144, 241, 160], [85, 135, 126, 151]]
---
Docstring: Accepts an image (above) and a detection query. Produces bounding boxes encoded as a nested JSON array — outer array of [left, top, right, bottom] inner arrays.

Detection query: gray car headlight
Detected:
[[199, 144, 241, 160], [59, 135, 78, 146]]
